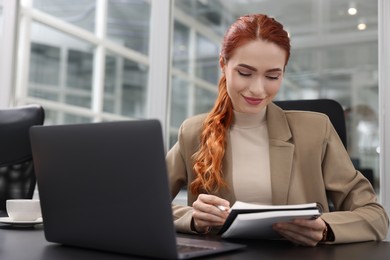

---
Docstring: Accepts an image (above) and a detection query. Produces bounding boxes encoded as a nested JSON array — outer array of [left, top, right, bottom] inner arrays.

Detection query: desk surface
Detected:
[[1, 211, 389, 260]]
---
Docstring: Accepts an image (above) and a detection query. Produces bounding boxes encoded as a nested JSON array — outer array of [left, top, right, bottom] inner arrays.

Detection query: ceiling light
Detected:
[[357, 18, 367, 30], [357, 22, 367, 30], [348, 2, 357, 15], [348, 7, 357, 15]]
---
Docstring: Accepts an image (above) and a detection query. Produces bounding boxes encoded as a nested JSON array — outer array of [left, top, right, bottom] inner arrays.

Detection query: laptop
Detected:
[[30, 120, 245, 259]]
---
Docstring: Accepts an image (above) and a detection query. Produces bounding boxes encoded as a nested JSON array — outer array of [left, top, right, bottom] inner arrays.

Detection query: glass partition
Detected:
[[33, 0, 96, 32], [28, 22, 94, 109], [104, 52, 148, 117], [19, 0, 151, 124], [106, 0, 150, 55], [172, 20, 190, 73], [195, 33, 219, 84]]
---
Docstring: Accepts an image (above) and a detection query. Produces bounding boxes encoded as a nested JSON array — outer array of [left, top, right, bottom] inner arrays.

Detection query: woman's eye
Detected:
[[238, 70, 251, 77], [266, 75, 279, 80]]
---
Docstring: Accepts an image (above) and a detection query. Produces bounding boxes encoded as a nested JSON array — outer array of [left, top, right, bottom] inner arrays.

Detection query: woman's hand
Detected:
[[272, 217, 327, 246], [191, 194, 230, 233]]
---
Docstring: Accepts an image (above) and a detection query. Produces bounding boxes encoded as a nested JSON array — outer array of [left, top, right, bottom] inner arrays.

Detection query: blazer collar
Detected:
[[266, 102, 295, 205], [267, 102, 292, 142]]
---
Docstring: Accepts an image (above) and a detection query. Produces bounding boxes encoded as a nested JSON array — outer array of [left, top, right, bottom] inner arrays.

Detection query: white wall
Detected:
[[0, 1, 18, 108], [379, 0, 390, 241]]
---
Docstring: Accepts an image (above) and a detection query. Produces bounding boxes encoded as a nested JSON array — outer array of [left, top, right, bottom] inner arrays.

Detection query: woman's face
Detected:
[[221, 39, 286, 114]]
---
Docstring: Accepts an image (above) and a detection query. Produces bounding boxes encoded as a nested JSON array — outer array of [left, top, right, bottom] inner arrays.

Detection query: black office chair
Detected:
[[274, 99, 347, 148], [0, 104, 45, 211]]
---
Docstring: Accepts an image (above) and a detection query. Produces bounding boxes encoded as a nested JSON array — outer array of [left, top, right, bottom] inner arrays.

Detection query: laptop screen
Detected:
[[30, 120, 178, 258]]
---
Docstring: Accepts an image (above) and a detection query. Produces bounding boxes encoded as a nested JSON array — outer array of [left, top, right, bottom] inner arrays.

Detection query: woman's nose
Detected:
[[248, 77, 265, 96]]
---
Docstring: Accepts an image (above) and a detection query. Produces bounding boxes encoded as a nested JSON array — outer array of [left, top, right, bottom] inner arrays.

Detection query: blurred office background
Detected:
[[0, 0, 384, 193]]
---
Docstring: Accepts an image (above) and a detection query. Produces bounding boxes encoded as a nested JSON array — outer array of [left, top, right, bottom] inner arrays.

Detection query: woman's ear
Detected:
[[219, 56, 225, 73]]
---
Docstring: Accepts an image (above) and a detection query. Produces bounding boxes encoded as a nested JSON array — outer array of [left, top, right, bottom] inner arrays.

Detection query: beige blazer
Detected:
[[166, 102, 389, 243]]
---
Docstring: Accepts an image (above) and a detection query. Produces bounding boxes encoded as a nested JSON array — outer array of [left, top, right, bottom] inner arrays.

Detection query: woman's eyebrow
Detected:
[[237, 64, 257, 71], [237, 64, 283, 73], [266, 68, 283, 73]]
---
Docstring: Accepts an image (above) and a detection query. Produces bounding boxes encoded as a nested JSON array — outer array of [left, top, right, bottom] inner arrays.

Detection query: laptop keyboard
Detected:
[[177, 243, 217, 253]]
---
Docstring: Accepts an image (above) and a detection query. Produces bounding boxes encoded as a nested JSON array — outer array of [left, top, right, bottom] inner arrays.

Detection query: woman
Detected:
[[166, 14, 388, 246]]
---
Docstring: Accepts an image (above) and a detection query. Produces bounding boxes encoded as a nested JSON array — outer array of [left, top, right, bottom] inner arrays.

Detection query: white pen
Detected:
[[216, 205, 229, 212]]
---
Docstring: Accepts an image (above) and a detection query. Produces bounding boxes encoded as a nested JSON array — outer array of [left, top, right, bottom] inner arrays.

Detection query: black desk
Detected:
[[1, 212, 389, 260]]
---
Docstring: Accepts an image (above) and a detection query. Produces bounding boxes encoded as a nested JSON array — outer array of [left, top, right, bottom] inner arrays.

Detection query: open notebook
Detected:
[[30, 120, 245, 259], [219, 201, 322, 239]]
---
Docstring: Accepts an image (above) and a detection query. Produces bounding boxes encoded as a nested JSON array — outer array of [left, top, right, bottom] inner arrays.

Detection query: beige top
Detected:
[[230, 108, 272, 204]]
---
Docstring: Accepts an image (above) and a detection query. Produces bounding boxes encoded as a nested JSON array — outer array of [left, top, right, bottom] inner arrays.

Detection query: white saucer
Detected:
[[0, 217, 43, 226]]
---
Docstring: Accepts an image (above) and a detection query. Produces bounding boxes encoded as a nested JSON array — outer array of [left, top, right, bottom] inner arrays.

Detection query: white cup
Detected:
[[6, 199, 42, 221]]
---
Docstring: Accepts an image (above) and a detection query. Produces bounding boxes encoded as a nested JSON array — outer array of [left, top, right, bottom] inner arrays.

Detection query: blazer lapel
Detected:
[[267, 103, 295, 205]]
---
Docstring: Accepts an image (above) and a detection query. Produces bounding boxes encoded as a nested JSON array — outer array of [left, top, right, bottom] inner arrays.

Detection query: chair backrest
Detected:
[[0, 104, 45, 211], [273, 99, 347, 148]]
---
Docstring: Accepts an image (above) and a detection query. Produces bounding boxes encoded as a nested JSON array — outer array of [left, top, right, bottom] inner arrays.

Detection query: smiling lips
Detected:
[[243, 96, 263, 105]]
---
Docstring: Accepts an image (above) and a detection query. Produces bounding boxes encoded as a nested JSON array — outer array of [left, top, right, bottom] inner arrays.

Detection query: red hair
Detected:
[[190, 14, 290, 195]]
